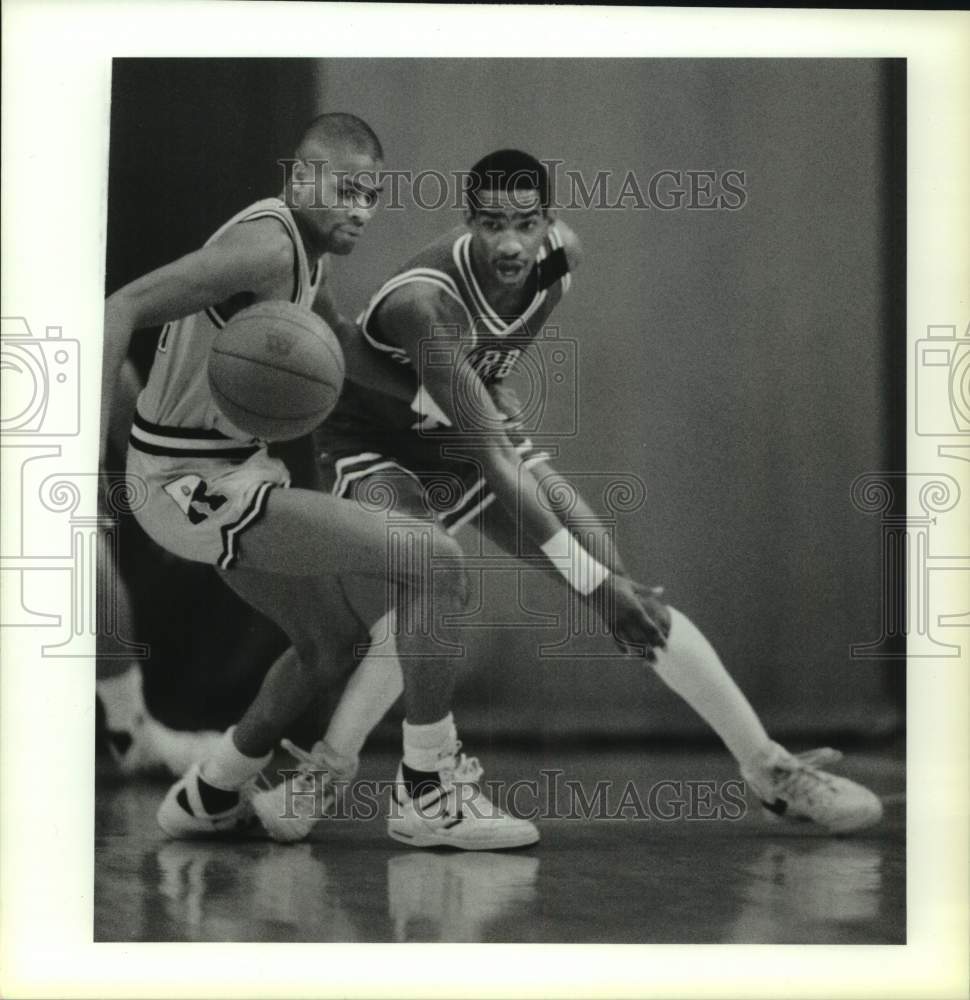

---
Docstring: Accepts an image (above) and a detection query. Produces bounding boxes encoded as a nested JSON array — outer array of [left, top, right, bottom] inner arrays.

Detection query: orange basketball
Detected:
[[208, 300, 345, 441]]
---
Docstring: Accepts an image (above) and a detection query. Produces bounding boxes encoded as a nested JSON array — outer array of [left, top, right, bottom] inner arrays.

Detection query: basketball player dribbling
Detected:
[[101, 117, 616, 848], [238, 149, 883, 843]]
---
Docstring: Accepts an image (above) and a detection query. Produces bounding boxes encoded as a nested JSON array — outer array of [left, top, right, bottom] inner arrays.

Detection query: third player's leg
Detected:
[[339, 468, 468, 724], [218, 568, 370, 757]]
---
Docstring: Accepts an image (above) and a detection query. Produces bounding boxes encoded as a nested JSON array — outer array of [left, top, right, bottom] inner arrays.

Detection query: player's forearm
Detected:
[[483, 448, 565, 544], [482, 447, 611, 596], [556, 493, 630, 579], [101, 294, 137, 464]]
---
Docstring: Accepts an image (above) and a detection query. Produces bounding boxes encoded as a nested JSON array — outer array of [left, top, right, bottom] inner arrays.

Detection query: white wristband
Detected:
[[539, 527, 611, 596]]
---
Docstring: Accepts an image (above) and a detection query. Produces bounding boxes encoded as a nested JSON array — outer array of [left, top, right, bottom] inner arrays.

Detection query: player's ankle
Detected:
[[195, 775, 241, 813], [199, 726, 272, 790], [400, 761, 443, 800], [401, 713, 457, 772]]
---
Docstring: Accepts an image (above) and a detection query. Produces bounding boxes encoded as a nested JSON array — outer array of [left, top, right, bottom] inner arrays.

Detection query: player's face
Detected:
[[292, 149, 383, 255], [466, 189, 549, 289]]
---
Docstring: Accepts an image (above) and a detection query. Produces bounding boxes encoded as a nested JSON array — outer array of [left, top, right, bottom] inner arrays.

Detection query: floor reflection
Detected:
[[95, 749, 904, 943], [727, 840, 885, 943], [149, 841, 360, 941], [387, 852, 541, 942]]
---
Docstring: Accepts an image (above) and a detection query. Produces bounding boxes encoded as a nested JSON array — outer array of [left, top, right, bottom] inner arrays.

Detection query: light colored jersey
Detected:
[[133, 197, 324, 457], [126, 197, 321, 568]]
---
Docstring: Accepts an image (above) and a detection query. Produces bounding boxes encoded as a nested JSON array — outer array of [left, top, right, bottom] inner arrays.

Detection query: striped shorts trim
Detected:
[[327, 439, 550, 534], [217, 480, 279, 570]]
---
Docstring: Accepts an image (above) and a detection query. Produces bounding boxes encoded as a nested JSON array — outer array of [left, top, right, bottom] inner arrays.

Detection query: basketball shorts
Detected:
[[317, 420, 550, 534], [127, 419, 290, 569]]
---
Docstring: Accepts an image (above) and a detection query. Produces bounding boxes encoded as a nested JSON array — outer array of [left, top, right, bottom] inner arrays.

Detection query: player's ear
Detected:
[[463, 206, 476, 228]]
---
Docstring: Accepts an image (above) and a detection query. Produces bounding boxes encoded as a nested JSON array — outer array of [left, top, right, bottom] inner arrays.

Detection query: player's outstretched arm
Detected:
[[378, 285, 667, 655], [527, 458, 630, 579], [100, 220, 293, 463]]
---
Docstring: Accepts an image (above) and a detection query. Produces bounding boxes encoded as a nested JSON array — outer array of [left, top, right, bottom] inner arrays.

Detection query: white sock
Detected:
[[321, 612, 404, 768], [651, 607, 772, 768], [200, 727, 272, 790], [402, 714, 457, 772], [96, 664, 146, 731]]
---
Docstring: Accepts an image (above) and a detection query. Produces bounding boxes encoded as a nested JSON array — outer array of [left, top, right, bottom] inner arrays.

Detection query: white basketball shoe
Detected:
[[156, 762, 257, 838], [249, 739, 356, 843], [741, 743, 883, 833], [387, 745, 539, 851]]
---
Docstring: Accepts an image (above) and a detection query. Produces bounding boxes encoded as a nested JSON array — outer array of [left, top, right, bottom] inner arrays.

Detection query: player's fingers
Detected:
[[642, 607, 668, 648], [629, 609, 666, 651]]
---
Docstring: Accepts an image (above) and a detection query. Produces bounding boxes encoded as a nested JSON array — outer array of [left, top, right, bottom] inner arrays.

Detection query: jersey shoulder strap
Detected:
[[203, 198, 311, 326], [537, 224, 572, 293]]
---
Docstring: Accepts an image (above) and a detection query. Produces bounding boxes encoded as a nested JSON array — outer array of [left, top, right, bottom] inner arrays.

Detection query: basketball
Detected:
[[208, 300, 345, 441]]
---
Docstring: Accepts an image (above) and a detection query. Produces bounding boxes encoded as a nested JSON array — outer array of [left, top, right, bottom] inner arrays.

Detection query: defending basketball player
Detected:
[[241, 149, 883, 843], [100, 117, 581, 849]]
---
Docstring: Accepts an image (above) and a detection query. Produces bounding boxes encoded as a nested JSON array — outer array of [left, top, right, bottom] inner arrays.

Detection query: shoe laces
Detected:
[[794, 747, 843, 768], [770, 747, 843, 800], [255, 739, 336, 794], [437, 741, 484, 789]]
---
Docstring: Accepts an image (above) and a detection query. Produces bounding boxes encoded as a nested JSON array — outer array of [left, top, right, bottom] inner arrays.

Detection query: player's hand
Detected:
[[589, 574, 669, 660], [487, 382, 524, 423], [631, 581, 672, 642]]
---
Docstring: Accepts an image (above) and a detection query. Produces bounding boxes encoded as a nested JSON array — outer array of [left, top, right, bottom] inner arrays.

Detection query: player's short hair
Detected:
[[298, 112, 383, 161], [466, 149, 550, 214]]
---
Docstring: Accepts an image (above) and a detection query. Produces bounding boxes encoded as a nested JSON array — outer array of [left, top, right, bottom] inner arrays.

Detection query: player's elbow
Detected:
[[104, 287, 141, 345], [105, 287, 133, 320]]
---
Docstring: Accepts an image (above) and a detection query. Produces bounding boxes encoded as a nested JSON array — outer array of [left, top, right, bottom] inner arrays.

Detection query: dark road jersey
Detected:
[[326, 224, 572, 437]]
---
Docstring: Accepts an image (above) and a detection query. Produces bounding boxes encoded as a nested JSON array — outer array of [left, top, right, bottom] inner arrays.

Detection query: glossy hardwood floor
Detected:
[[95, 747, 905, 944]]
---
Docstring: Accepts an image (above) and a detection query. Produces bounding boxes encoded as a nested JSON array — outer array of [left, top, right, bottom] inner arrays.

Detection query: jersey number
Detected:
[[409, 348, 524, 430], [475, 348, 521, 381]]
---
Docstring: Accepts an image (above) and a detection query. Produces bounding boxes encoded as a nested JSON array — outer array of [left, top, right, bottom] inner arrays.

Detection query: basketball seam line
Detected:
[[210, 348, 343, 385], [217, 312, 345, 373]]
